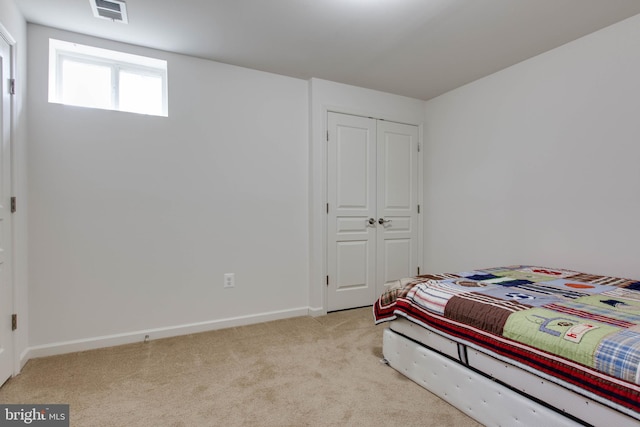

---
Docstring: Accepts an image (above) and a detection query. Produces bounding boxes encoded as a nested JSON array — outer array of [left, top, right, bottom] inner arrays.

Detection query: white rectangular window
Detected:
[[49, 38, 168, 117]]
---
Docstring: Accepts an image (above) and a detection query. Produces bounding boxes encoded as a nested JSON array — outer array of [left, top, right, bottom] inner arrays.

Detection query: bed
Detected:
[[373, 265, 640, 426]]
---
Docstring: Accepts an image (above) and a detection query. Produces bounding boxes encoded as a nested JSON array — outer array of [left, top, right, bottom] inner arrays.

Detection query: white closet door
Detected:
[[327, 112, 377, 312], [376, 120, 419, 297], [327, 112, 419, 311]]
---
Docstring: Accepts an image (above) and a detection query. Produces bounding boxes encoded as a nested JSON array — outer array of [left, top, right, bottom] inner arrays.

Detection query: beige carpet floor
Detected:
[[0, 307, 482, 426]]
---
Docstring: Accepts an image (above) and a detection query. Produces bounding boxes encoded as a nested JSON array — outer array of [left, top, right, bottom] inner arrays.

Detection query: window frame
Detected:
[[49, 38, 168, 117]]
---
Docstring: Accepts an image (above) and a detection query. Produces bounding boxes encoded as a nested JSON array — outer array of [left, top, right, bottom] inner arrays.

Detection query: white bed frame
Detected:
[[383, 318, 640, 427]]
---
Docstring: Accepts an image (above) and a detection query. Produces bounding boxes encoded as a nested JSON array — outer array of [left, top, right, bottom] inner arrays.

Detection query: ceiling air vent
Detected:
[[90, 0, 129, 23]]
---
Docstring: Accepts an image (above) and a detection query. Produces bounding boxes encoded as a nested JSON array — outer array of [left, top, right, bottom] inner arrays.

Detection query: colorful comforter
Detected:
[[373, 265, 640, 416]]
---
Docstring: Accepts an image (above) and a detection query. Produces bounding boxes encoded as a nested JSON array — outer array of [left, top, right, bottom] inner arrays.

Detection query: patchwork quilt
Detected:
[[373, 265, 640, 416]]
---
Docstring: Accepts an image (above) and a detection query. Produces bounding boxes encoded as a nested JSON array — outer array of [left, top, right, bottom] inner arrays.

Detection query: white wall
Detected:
[[308, 78, 425, 313], [423, 13, 640, 279], [0, 0, 28, 371], [25, 9, 640, 358], [27, 25, 309, 354]]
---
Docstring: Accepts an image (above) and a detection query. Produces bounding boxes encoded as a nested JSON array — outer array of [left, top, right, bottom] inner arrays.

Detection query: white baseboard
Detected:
[[24, 307, 310, 361], [307, 306, 326, 317]]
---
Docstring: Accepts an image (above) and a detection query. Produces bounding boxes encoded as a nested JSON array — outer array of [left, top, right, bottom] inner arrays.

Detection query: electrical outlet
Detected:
[[224, 273, 235, 288]]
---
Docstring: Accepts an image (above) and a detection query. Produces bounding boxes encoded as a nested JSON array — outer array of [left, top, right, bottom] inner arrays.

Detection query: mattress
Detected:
[[382, 326, 588, 426], [373, 265, 640, 420]]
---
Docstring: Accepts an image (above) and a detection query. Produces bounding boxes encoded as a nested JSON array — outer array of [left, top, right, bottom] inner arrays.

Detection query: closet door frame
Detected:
[[308, 85, 425, 317], [325, 111, 421, 312]]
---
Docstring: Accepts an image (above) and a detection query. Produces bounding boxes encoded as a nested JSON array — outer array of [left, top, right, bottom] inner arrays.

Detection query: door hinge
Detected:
[[417, 204, 420, 214], [326, 275, 329, 286], [10, 197, 16, 213], [326, 203, 329, 214], [9, 79, 15, 96], [326, 130, 329, 142], [417, 267, 421, 275], [418, 143, 421, 152], [11, 314, 17, 331]]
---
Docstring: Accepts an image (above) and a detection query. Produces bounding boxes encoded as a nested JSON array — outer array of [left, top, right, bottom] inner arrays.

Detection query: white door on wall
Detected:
[[376, 120, 419, 295], [327, 112, 418, 312], [0, 32, 14, 385]]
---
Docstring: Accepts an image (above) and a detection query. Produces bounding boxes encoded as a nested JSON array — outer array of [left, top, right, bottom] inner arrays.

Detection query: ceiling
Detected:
[[14, 0, 640, 100]]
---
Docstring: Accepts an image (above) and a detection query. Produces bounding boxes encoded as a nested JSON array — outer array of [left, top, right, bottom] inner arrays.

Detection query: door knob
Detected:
[[368, 218, 376, 225], [378, 218, 392, 225]]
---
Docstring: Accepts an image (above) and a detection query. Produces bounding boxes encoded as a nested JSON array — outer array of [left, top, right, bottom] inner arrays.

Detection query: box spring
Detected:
[[385, 318, 639, 427]]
